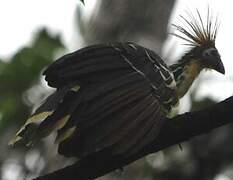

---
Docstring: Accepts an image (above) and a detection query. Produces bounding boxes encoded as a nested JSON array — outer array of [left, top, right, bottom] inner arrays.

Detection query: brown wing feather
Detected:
[[11, 42, 175, 159], [58, 74, 166, 158], [111, 97, 164, 156]]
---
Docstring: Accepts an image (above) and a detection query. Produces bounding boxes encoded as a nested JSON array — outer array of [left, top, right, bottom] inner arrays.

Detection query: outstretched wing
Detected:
[[10, 42, 178, 158]]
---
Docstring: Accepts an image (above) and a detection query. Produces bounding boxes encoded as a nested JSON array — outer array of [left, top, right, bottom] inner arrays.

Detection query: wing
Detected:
[[10, 42, 178, 158], [58, 73, 166, 157]]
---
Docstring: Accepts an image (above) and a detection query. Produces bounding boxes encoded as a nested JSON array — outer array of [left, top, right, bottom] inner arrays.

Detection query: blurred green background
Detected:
[[1, 0, 233, 180]]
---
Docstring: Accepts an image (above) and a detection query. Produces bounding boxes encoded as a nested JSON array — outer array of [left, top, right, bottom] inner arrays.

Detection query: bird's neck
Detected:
[[170, 57, 204, 98]]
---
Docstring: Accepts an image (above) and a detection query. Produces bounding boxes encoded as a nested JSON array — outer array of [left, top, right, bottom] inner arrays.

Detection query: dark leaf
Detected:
[[80, 0, 84, 5]]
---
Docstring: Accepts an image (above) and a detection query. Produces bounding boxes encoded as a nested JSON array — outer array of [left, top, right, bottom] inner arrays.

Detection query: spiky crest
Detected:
[[172, 9, 220, 47]]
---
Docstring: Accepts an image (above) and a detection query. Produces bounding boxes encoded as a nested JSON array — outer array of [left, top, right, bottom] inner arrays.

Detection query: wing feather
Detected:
[[44, 45, 130, 87], [58, 79, 166, 157], [11, 42, 177, 160]]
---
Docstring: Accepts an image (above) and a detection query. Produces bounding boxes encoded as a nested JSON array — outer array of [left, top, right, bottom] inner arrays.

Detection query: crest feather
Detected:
[[172, 9, 220, 47]]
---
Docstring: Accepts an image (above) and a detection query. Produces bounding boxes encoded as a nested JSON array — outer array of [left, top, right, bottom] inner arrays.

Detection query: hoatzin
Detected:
[[10, 10, 224, 177]]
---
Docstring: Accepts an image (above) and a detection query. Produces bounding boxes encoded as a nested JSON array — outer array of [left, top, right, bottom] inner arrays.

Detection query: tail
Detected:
[[9, 85, 79, 147]]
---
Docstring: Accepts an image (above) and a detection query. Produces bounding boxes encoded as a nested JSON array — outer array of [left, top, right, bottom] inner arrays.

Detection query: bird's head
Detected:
[[189, 45, 224, 74], [172, 9, 225, 74]]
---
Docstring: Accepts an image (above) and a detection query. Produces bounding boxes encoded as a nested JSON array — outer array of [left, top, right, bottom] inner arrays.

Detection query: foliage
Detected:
[[0, 29, 64, 134], [0, 28, 65, 180]]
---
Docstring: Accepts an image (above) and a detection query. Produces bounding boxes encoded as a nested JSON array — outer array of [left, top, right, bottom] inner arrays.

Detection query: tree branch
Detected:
[[34, 96, 233, 180]]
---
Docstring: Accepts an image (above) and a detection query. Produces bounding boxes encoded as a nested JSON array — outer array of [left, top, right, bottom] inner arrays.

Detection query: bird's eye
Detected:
[[203, 48, 219, 58]]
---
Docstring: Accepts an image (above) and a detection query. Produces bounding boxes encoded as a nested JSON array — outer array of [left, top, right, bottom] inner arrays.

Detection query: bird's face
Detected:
[[201, 46, 225, 74], [191, 46, 225, 74]]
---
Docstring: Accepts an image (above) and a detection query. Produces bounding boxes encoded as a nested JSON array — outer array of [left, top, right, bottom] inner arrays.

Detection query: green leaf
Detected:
[[0, 28, 65, 133]]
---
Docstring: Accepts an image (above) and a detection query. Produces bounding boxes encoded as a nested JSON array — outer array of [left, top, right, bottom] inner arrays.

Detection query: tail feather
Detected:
[[9, 111, 53, 146], [9, 85, 80, 147]]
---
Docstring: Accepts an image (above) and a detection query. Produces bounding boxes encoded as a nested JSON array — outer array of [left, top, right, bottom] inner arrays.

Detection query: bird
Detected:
[[10, 10, 224, 169]]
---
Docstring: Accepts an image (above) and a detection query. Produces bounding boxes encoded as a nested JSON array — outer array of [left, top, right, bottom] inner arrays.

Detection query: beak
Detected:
[[213, 57, 225, 74]]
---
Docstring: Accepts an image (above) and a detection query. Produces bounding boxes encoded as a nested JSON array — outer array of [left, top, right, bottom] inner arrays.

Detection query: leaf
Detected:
[[80, 0, 85, 5], [0, 28, 65, 133]]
